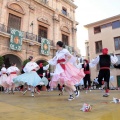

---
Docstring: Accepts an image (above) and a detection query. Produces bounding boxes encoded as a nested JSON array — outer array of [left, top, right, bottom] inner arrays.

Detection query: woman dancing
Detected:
[[48, 41, 85, 101], [0, 64, 8, 92], [4, 63, 19, 94], [13, 56, 48, 97]]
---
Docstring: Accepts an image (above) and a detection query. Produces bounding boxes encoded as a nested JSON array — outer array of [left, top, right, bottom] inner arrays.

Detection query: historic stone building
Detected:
[[85, 14, 120, 87], [0, 0, 78, 69]]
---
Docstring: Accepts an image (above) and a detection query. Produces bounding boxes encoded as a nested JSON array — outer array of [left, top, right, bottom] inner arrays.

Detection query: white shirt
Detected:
[[89, 55, 118, 68], [48, 49, 76, 75], [23, 61, 39, 73], [1, 67, 7, 74], [43, 64, 49, 70], [7, 66, 19, 74]]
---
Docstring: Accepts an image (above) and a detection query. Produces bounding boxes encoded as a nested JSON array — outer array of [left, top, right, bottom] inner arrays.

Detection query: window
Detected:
[[62, 7, 67, 16], [116, 54, 120, 64], [94, 26, 101, 34], [38, 25, 47, 38], [95, 41, 102, 53], [101, 23, 111, 29], [62, 34, 69, 46], [114, 37, 120, 50], [8, 14, 21, 33], [42, 0, 48, 4], [112, 21, 120, 29]]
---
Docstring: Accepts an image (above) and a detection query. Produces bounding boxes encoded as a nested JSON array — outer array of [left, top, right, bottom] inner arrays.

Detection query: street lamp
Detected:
[[30, 21, 33, 34]]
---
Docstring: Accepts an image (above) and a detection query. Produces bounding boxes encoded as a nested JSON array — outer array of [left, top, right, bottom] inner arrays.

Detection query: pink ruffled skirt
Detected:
[[0, 74, 7, 86], [50, 62, 85, 88], [2, 74, 17, 88]]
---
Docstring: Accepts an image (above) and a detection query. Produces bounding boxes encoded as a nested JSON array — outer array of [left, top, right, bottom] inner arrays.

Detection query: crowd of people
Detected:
[[0, 41, 119, 100]]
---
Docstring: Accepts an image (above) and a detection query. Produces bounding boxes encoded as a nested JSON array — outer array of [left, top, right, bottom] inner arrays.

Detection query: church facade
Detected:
[[0, 0, 78, 69]]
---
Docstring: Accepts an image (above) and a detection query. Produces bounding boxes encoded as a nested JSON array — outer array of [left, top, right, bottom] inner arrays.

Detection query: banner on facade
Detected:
[[41, 37, 50, 55], [10, 28, 23, 51], [65, 45, 73, 53]]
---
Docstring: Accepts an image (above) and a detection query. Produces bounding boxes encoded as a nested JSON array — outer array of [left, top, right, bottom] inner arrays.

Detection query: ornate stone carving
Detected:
[[7, 2, 25, 14], [61, 26, 70, 33], [29, 5, 35, 11], [53, 13, 59, 22], [37, 16, 50, 25]]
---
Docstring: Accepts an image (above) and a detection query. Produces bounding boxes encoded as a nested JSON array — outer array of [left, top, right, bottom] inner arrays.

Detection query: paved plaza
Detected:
[[0, 90, 120, 120]]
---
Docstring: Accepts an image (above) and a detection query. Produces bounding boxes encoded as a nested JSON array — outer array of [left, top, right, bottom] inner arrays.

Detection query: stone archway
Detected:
[[3, 54, 22, 69], [7, 2, 25, 15], [36, 60, 48, 65]]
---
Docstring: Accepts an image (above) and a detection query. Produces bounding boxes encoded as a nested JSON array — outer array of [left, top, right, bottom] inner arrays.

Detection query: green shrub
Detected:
[[23, 59, 30, 66]]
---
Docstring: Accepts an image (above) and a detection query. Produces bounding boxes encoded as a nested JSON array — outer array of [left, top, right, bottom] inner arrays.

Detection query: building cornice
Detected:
[[34, 0, 55, 12], [59, 13, 74, 22], [84, 14, 120, 28], [62, 0, 77, 9]]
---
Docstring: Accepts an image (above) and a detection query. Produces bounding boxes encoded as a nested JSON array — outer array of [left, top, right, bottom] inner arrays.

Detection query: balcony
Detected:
[[0, 23, 54, 46], [35, 0, 49, 5]]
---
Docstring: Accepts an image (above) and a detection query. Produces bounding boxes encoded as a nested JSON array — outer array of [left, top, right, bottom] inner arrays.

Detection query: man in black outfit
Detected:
[[89, 48, 118, 97], [45, 70, 51, 91], [82, 59, 91, 93], [37, 63, 49, 91]]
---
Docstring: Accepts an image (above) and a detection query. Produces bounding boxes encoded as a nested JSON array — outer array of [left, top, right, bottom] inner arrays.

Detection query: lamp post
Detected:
[[30, 21, 33, 34]]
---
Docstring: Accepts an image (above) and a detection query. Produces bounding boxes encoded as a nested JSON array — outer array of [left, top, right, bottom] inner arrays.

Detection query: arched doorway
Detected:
[[3, 54, 22, 69], [36, 60, 48, 66], [36, 60, 54, 72]]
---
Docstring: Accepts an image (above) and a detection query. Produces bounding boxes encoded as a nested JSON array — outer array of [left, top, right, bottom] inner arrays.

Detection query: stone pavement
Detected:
[[0, 90, 120, 120]]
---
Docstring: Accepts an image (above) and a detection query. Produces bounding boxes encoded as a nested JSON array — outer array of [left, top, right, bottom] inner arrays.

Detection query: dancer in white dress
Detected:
[[48, 41, 85, 101], [3, 63, 20, 94], [13, 56, 48, 97], [0, 64, 8, 92]]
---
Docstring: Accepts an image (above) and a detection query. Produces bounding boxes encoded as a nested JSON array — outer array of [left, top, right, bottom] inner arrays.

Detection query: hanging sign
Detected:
[[41, 37, 50, 55], [10, 28, 23, 51]]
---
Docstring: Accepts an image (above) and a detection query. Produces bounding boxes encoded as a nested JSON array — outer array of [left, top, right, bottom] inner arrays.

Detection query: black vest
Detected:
[[45, 72, 50, 79], [82, 64, 90, 71], [37, 67, 44, 75], [99, 55, 111, 68]]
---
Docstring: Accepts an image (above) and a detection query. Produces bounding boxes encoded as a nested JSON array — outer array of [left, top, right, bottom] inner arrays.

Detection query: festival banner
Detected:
[[10, 28, 23, 51], [41, 37, 50, 55]]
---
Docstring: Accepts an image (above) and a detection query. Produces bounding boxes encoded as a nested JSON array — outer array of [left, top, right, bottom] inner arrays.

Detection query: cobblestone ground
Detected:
[[0, 90, 120, 120]]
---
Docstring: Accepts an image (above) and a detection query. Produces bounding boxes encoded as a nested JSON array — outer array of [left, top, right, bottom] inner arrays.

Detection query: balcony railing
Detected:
[[35, 0, 49, 5], [0, 23, 54, 46], [23, 32, 37, 41]]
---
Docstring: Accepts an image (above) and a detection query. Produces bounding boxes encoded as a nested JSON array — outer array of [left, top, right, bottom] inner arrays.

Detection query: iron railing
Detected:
[[23, 32, 37, 41], [0, 23, 54, 46], [35, 0, 49, 5]]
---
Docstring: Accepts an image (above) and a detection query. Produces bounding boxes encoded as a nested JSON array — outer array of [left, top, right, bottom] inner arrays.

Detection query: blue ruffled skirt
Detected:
[[13, 71, 43, 87]]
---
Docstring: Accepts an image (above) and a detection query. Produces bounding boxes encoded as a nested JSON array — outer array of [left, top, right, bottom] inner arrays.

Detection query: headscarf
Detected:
[[84, 59, 89, 63], [102, 48, 108, 55], [39, 63, 43, 68]]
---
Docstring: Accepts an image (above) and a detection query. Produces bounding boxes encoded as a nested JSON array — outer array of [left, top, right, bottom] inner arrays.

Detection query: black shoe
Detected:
[[75, 90, 80, 97], [103, 94, 109, 97], [68, 95, 74, 101], [59, 92, 63, 96]]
